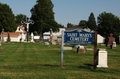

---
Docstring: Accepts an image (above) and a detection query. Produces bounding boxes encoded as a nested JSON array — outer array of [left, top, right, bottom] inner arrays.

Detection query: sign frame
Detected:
[[64, 29, 94, 45], [61, 29, 97, 69]]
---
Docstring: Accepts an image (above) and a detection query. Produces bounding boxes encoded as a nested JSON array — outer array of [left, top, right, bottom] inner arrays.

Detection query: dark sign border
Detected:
[[64, 29, 94, 45]]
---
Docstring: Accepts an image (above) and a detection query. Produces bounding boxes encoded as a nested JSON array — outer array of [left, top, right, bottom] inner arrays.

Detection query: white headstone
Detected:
[[77, 45, 85, 53], [97, 49, 108, 68], [86, 48, 93, 50], [31, 32, 34, 42], [112, 41, 116, 49], [64, 47, 72, 50], [45, 42, 49, 45], [0, 36, 1, 46]]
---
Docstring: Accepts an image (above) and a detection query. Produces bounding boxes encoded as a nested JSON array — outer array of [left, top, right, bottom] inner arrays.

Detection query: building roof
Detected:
[[65, 27, 82, 31], [0, 32, 20, 36], [16, 24, 27, 34], [17, 24, 27, 27]]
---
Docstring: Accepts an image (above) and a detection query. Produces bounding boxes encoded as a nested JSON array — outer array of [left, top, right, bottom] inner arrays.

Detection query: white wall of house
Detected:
[[43, 28, 65, 40], [11, 36, 19, 42], [97, 34, 105, 43], [3, 36, 20, 42], [16, 26, 26, 41], [16, 27, 24, 33], [20, 33, 26, 40], [34, 36, 40, 39]]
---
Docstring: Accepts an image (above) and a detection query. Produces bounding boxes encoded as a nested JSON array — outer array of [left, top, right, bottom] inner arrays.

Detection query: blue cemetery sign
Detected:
[[64, 29, 94, 45]]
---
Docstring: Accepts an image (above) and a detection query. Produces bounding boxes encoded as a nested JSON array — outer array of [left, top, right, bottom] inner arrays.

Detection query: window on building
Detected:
[[19, 28, 20, 31]]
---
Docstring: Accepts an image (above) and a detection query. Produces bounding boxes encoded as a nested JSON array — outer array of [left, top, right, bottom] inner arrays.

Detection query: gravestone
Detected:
[[51, 35, 57, 45], [57, 35, 62, 45], [0, 36, 1, 46], [7, 32, 11, 43], [44, 42, 49, 45], [97, 49, 108, 68], [101, 44, 105, 46], [64, 47, 72, 50], [2, 29, 4, 43], [107, 33, 115, 47], [119, 35, 120, 43], [86, 48, 93, 51], [31, 32, 34, 42], [111, 41, 116, 49], [77, 45, 85, 53]]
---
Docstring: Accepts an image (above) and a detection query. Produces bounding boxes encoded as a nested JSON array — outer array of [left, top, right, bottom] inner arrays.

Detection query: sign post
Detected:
[[61, 30, 64, 68], [61, 29, 95, 68]]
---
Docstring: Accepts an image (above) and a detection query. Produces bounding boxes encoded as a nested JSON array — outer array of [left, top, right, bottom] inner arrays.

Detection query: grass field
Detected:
[[0, 42, 120, 79]]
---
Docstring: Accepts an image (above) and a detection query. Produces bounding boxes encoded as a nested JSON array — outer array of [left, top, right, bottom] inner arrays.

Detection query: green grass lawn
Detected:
[[0, 42, 120, 79]]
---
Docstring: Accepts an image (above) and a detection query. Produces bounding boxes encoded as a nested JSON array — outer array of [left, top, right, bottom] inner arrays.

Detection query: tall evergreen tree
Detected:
[[0, 3, 16, 32], [30, 0, 59, 41], [87, 12, 97, 31]]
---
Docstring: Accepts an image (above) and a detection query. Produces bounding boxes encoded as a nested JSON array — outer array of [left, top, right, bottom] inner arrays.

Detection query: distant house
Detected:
[[0, 32, 20, 42], [43, 27, 105, 44], [15, 24, 27, 41], [43, 28, 65, 41], [0, 24, 27, 42]]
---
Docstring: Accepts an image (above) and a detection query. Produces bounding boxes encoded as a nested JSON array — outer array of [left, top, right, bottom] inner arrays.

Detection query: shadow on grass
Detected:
[[38, 64, 60, 67], [78, 64, 108, 73], [78, 64, 93, 70]]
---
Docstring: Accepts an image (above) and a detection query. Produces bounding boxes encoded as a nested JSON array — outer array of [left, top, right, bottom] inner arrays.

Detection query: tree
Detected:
[[59, 24, 65, 28], [97, 12, 120, 37], [67, 23, 73, 28], [79, 20, 87, 28], [0, 3, 16, 32], [87, 12, 97, 31], [15, 14, 27, 24], [30, 0, 59, 41]]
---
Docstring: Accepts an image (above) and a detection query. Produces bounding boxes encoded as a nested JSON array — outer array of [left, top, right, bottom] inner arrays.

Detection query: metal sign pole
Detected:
[[61, 30, 64, 68]]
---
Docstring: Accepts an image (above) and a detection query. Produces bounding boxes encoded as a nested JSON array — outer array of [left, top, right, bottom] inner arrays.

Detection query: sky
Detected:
[[0, 0, 120, 27]]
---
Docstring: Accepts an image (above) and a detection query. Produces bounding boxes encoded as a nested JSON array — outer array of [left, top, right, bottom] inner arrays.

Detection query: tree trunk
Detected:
[[39, 31, 43, 42]]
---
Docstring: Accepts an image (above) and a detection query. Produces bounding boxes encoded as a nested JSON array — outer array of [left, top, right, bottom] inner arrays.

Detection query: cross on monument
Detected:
[[110, 33, 113, 37], [21, 17, 34, 42]]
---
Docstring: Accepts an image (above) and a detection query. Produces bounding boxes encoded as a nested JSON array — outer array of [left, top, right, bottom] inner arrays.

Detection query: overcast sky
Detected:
[[0, 0, 120, 27]]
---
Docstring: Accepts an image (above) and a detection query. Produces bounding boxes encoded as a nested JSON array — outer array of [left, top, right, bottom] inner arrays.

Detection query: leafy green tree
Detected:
[[97, 12, 120, 37], [59, 24, 65, 28], [67, 23, 73, 28], [79, 20, 87, 28], [30, 0, 59, 41], [15, 14, 27, 24], [87, 12, 97, 31], [0, 3, 16, 32]]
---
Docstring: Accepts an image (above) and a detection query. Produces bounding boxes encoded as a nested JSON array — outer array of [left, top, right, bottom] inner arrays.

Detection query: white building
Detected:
[[0, 24, 27, 42], [43, 28, 65, 41]]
